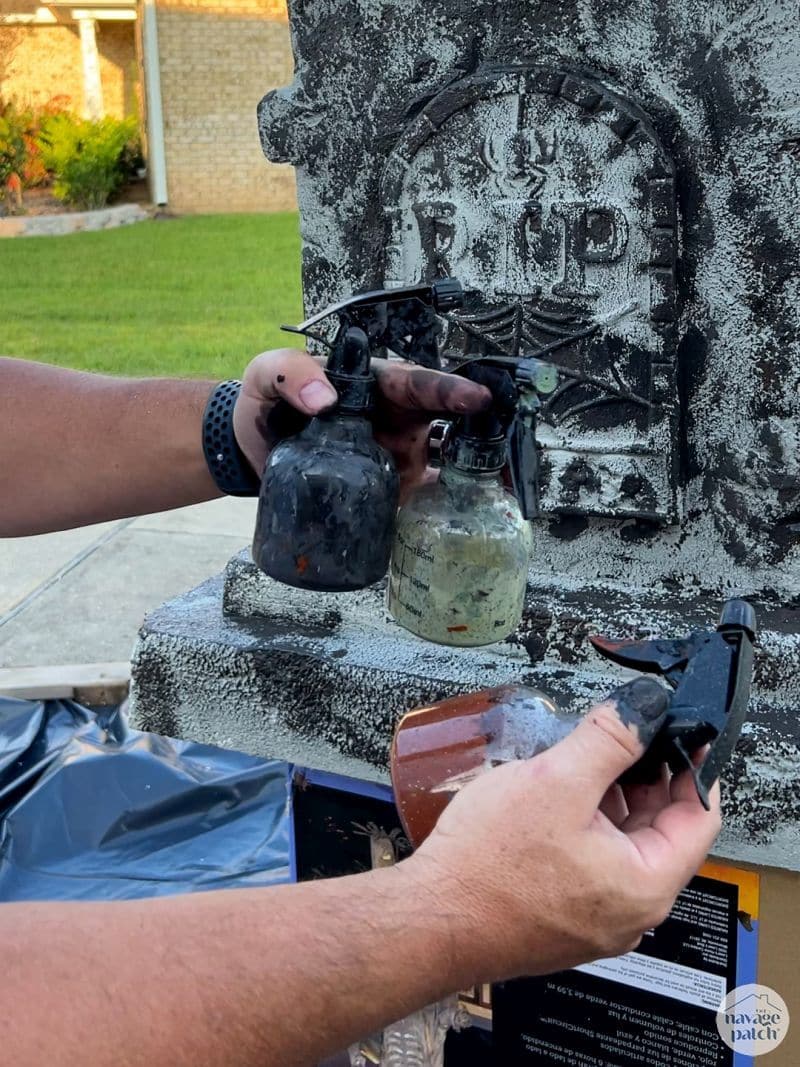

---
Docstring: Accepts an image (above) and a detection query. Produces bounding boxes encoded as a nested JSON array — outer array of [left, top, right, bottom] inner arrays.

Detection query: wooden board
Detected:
[[0, 661, 130, 706]]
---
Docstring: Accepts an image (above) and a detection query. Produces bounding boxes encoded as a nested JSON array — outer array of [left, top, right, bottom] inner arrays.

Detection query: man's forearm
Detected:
[[2, 862, 475, 1067], [0, 358, 221, 536]]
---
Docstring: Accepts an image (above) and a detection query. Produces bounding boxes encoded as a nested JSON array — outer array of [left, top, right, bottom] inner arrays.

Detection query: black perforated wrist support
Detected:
[[202, 380, 260, 497]]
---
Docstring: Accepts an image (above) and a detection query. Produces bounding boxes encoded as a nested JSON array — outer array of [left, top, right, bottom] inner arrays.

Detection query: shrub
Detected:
[[37, 113, 140, 210], [0, 97, 71, 194], [0, 101, 34, 213], [21, 120, 49, 189], [0, 101, 28, 187]]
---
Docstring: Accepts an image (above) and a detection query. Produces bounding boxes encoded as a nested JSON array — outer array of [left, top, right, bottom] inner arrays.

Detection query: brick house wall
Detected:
[[0, 21, 137, 119], [1, 0, 296, 213], [154, 0, 296, 213]]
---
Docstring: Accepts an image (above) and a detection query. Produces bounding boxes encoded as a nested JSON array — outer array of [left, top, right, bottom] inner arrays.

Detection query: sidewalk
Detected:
[[0, 497, 257, 671]]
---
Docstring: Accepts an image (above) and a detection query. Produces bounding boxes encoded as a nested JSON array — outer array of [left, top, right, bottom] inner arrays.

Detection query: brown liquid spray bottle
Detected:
[[391, 600, 756, 847]]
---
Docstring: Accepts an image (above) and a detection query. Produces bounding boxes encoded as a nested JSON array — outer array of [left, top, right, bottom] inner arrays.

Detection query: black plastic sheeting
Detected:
[[0, 697, 291, 901]]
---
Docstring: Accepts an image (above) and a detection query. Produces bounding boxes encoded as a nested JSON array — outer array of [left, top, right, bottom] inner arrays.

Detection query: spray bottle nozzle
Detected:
[[325, 327, 374, 414], [432, 353, 561, 520], [429, 277, 464, 312], [281, 278, 465, 368]]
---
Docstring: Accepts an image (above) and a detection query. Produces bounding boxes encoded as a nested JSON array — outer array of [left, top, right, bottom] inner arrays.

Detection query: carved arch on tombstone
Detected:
[[381, 64, 681, 523]]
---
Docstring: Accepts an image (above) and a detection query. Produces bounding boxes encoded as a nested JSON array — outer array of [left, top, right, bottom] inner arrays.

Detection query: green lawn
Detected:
[[0, 213, 304, 379]]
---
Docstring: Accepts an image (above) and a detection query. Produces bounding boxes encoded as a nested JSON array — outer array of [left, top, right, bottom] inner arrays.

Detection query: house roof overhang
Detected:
[[1, 0, 135, 23]]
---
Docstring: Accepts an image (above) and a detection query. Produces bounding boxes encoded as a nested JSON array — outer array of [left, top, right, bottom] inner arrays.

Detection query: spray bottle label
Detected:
[[387, 522, 530, 646]]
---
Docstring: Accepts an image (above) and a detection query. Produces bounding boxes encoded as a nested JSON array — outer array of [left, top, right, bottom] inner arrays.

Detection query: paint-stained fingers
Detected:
[[242, 348, 337, 415], [372, 359, 492, 414], [539, 678, 671, 824], [243, 350, 492, 419], [234, 349, 335, 474]]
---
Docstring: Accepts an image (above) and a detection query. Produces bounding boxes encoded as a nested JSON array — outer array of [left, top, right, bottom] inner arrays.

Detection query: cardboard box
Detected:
[[741, 862, 799, 1067], [291, 770, 798, 1065]]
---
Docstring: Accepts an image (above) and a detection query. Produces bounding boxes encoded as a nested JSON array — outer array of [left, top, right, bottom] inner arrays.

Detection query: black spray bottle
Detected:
[[252, 279, 463, 591]]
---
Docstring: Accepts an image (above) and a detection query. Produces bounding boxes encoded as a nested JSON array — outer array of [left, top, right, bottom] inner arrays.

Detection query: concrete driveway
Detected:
[[0, 498, 257, 676]]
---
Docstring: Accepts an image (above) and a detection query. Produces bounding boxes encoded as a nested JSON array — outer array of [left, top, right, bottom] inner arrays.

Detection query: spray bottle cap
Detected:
[[448, 432, 508, 474], [444, 363, 517, 475], [430, 355, 559, 516]]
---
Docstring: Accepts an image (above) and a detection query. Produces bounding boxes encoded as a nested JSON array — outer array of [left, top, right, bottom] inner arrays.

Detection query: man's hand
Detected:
[[0, 685, 722, 1067], [0, 353, 489, 537], [407, 681, 722, 982], [233, 348, 491, 497]]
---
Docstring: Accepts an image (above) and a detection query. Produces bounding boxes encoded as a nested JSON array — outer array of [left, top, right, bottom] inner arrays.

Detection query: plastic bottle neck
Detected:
[[304, 411, 374, 440]]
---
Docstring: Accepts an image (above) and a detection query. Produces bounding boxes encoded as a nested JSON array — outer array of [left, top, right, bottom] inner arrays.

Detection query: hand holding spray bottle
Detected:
[[251, 278, 464, 592], [250, 275, 559, 645]]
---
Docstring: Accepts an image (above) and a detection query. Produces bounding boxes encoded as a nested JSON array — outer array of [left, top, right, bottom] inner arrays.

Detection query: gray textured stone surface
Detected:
[[130, 552, 800, 872], [131, 1, 800, 873], [259, 0, 800, 596]]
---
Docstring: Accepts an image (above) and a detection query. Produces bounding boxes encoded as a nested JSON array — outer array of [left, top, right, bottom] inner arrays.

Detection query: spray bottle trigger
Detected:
[[671, 735, 711, 811], [507, 417, 540, 520]]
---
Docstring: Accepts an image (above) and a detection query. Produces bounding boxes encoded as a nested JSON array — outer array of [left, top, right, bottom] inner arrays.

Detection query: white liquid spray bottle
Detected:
[[387, 355, 558, 646]]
